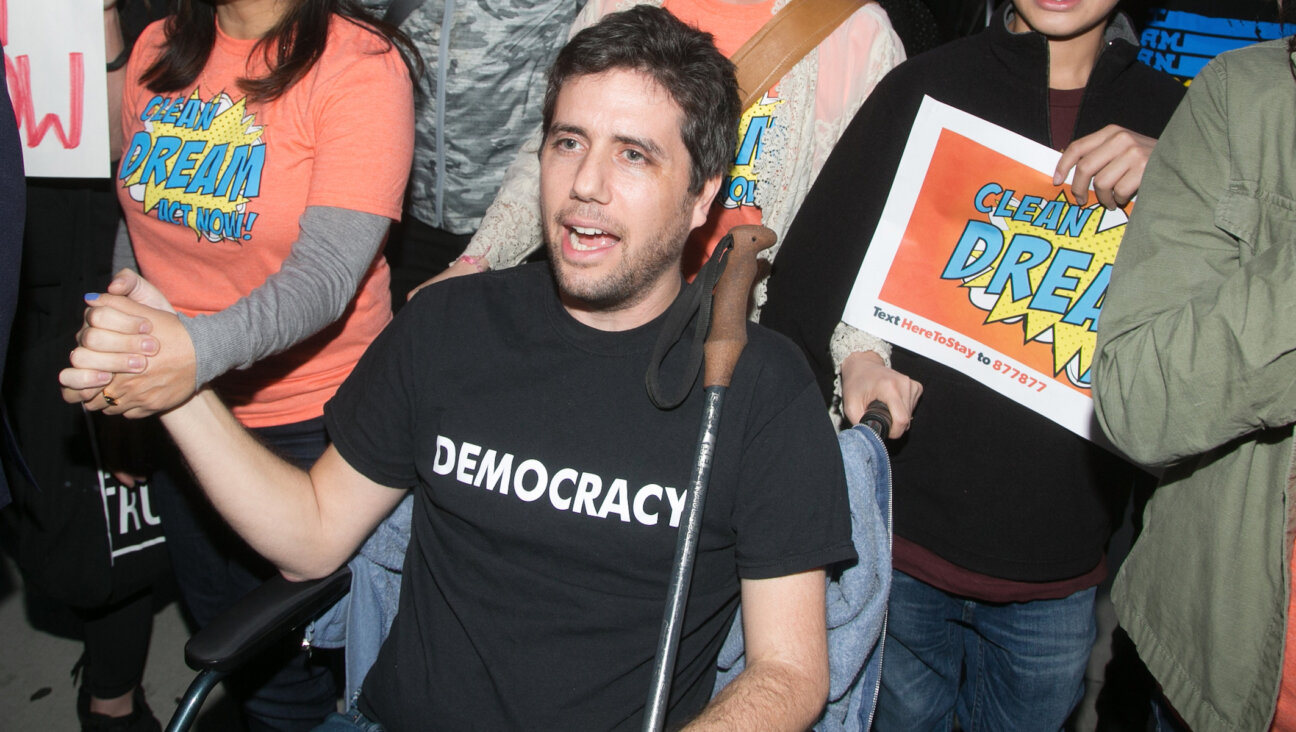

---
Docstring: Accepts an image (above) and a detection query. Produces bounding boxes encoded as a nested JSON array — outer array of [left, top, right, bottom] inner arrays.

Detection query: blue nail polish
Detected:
[[85, 292, 100, 301]]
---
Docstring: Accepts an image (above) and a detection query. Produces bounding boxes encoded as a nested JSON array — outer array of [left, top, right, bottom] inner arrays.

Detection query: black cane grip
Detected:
[[861, 399, 892, 438]]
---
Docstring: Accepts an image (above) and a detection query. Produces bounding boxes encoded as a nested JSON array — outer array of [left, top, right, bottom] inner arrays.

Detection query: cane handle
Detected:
[[704, 225, 775, 388]]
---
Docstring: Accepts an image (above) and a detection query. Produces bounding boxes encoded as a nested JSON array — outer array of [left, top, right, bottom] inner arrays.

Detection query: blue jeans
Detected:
[[874, 570, 1096, 732], [153, 417, 339, 731], [1151, 693, 1191, 732], [314, 706, 385, 731]]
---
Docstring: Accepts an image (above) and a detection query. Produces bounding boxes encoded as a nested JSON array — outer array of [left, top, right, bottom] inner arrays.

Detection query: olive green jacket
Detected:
[[1094, 39, 1296, 732]]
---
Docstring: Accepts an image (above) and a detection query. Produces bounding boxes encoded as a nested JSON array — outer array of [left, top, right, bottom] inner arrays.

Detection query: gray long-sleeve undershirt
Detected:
[[112, 205, 390, 387]]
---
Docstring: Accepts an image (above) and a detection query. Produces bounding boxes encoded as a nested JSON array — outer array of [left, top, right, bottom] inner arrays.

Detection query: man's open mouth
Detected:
[[568, 225, 621, 252]]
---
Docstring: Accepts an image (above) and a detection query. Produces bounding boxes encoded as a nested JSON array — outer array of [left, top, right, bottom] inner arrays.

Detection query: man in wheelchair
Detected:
[[61, 7, 856, 730]]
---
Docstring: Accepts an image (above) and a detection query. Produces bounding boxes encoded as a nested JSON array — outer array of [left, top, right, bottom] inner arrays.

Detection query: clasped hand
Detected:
[[59, 270, 198, 418]]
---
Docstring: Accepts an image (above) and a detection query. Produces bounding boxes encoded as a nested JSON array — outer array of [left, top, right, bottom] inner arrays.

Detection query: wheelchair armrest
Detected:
[[184, 566, 353, 673]]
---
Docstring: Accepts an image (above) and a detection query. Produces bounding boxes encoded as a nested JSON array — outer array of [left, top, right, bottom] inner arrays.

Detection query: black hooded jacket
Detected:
[[761, 7, 1185, 582]]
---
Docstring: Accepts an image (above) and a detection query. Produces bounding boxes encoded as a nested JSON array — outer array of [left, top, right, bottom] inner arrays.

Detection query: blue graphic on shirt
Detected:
[[117, 90, 265, 243], [1139, 10, 1296, 81]]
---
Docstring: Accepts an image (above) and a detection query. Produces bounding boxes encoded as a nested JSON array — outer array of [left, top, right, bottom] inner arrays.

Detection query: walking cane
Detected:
[[642, 224, 776, 732]]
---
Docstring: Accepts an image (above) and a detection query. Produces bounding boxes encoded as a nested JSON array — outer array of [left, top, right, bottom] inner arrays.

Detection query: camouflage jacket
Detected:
[[364, 0, 584, 233]]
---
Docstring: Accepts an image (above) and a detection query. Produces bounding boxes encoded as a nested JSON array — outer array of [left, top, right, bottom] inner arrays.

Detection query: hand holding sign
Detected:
[[842, 97, 1140, 441], [1053, 124, 1157, 209]]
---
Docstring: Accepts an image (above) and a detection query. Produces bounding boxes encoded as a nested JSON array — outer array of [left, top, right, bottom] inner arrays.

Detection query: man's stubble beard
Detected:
[[546, 201, 696, 313]]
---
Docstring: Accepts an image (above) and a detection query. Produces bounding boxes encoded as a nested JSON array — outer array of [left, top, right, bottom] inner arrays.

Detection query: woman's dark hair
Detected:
[[141, 0, 422, 103], [541, 6, 740, 196]]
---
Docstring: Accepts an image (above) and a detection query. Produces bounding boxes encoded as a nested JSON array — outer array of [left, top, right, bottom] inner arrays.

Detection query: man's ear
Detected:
[[689, 175, 724, 230]]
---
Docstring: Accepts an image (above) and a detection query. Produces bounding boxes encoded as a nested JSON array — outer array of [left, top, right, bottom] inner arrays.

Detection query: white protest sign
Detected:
[[844, 97, 1135, 441], [3, 0, 111, 177]]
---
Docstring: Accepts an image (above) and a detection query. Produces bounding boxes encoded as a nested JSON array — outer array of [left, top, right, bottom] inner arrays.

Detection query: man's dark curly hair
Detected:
[[541, 6, 741, 196]]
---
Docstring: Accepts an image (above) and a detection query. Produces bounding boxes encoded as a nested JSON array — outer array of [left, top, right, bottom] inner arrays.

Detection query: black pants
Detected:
[[79, 589, 154, 698], [7, 179, 162, 700]]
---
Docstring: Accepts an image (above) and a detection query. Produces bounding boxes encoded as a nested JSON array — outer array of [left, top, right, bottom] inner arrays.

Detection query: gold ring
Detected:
[[102, 392, 119, 407]]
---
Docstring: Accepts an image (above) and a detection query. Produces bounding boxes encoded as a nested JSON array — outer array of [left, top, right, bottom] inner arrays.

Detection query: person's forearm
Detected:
[[684, 657, 827, 731], [159, 390, 341, 579], [182, 206, 388, 386], [461, 128, 545, 269], [830, 321, 890, 372], [1095, 238, 1296, 465], [1094, 63, 1296, 465]]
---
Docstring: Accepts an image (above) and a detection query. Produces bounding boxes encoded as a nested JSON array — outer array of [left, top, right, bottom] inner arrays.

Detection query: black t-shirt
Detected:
[[324, 263, 855, 731]]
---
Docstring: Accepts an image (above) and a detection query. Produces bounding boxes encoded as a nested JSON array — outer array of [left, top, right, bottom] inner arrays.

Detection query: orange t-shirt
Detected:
[[1271, 536, 1296, 730], [116, 17, 413, 428], [664, 0, 776, 276]]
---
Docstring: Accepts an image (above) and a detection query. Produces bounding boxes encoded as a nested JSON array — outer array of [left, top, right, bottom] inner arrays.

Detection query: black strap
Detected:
[[645, 234, 734, 410], [382, 0, 422, 27]]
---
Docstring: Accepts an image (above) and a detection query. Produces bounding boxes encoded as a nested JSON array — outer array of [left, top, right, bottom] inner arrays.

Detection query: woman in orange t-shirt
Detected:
[[63, 0, 416, 728]]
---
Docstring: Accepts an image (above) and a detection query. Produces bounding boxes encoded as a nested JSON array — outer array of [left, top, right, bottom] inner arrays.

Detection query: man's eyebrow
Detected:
[[613, 134, 665, 159], [548, 123, 587, 139]]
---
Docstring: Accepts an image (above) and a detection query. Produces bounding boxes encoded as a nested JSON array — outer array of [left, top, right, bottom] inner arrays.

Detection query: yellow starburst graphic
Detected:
[[721, 92, 783, 209], [953, 193, 1124, 387], [118, 90, 265, 242]]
